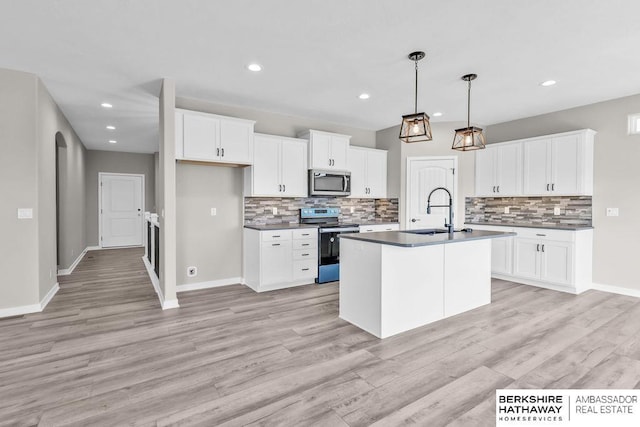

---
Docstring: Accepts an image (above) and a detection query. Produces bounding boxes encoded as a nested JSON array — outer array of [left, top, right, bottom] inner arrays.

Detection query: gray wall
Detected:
[[176, 97, 377, 148], [177, 164, 244, 285], [173, 97, 378, 286], [0, 68, 87, 311], [486, 93, 640, 292], [376, 121, 475, 230], [85, 150, 155, 246]]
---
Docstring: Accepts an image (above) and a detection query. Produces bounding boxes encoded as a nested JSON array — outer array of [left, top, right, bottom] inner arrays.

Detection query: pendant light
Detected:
[[399, 51, 432, 143], [452, 74, 486, 151]]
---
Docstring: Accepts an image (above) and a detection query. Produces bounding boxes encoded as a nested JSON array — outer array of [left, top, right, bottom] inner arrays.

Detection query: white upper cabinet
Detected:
[[175, 109, 255, 165], [244, 133, 308, 197], [475, 142, 522, 196], [348, 147, 387, 198], [300, 130, 350, 170], [522, 129, 595, 196]]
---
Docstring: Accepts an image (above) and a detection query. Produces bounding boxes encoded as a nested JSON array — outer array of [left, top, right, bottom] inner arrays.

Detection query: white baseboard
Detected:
[[492, 274, 579, 294], [86, 245, 101, 251], [142, 256, 180, 310], [177, 277, 243, 293], [0, 282, 59, 318], [0, 303, 41, 318], [590, 282, 640, 298], [58, 248, 88, 275], [40, 283, 59, 310]]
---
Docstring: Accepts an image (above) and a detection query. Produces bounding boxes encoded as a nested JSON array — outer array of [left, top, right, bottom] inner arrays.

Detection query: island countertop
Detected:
[[340, 229, 515, 247]]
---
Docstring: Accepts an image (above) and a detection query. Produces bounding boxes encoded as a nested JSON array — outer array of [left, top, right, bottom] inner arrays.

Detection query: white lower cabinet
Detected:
[[244, 228, 318, 292], [468, 224, 592, 293], [359, 223, 400, 233]]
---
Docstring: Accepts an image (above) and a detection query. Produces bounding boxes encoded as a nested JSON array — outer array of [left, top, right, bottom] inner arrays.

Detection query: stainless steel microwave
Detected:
[[308, 170, 351, 196]]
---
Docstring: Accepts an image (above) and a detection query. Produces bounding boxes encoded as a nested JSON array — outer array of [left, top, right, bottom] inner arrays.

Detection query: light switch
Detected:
[[210, 208, 217, 216], [17, 208, 33, 219], [554, 207, 561, 215], [606, 208, 619, 217]]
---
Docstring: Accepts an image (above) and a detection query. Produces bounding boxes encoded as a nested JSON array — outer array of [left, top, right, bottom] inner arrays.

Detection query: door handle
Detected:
[[536, 244, 540, 252], [216, 148, 220, 156], [283, 184, 286, 192], [546, 184, 550, 191], [541, 244, 545, 252], [496, 186, 500, 193], [272, 243, 280, 246], [492, 186, 496, 193], [551, 183, 554, 191], [411, 218, 418, 222], [221, 148, 224, 157]]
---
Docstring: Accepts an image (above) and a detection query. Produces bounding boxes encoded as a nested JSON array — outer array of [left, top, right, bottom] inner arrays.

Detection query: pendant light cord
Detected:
[[414, 60, 418, 114], [467, 78, 471, 128]]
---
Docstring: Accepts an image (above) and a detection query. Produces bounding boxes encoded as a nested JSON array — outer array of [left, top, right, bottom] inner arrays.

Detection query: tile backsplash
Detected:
[[244, 197, 399, 225], [465, 196, 592, 226]]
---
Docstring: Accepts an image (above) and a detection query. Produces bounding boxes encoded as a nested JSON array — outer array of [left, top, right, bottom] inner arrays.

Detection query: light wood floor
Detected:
[[1, 248, 640, 426]]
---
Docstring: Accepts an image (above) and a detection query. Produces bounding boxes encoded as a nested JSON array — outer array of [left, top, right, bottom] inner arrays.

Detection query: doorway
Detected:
[[99, 173, 145, 248], [406, 157, 458, 230], [55, 132, 67, 268]]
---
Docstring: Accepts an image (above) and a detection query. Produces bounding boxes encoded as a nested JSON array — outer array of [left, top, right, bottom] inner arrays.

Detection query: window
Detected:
[[628, 113, 640, 135]]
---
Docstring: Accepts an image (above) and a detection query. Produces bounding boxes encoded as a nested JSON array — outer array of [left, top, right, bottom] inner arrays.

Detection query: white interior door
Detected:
[[100, 173, 144, 248], [407, 158, 456, 230]]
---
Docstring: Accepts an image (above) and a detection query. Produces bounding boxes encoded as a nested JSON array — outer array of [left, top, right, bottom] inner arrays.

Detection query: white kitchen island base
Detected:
[[340, 236, 492, 339]]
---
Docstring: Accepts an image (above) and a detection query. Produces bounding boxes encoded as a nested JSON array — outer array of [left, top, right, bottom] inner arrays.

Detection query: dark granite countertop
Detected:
[[244, 223, 319, 231], [465, 221, 593, 231], [340, 229, 515, 248]]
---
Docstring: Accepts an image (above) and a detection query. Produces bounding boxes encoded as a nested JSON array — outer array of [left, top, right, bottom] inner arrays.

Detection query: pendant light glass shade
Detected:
[[400, 112, 432, 143], [399, 51, 432, 143], [452, 74, 485, 151]]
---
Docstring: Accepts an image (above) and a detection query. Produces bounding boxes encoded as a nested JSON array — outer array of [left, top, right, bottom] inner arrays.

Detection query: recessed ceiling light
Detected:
[[358, 93, 370, 100], [101, 103, 113, 108], [106, 125, 115, 130], [540, 80, 557, 87], [247, 63, 262, 72], [108, 140, 117, 144], [432, 112, 443, 117]]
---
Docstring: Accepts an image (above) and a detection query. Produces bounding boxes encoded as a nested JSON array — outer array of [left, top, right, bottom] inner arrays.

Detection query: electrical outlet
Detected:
[[554, 207, 561, 215], [272, 207, 278, 215], [350, 207, 355, 214], [187, 266, 197, 277], [210, 207, 217, 216], [606, 208, 619, 217], [504, 206, 510, 214]]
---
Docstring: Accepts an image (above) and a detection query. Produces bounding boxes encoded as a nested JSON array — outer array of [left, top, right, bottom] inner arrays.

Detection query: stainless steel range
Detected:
[[300, 207, 359, 284]]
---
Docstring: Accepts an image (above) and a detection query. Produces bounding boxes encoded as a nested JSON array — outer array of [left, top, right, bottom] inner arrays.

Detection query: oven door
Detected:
[[317, 226, 359, 283]]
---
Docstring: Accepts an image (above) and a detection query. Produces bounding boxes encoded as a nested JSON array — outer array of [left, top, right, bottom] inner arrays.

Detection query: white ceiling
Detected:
[[1, 0, 639, 153]]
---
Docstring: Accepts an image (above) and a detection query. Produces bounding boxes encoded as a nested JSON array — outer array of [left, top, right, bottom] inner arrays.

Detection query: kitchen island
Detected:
[[339, 229, 515, 338]]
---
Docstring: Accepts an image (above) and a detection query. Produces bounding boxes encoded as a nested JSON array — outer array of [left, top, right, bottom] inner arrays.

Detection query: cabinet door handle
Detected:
[[536, 244, 540, 252], [546, 184, 550, 191], [272, 235, 280, 238], [216, 148, 220, 156], [283, 184, 286, 192], [492, 186, 495, 193], [221, 148, 225, 157], [496, 186, 500, 193], [302, 243, 309, 246], [302, 253, 309, 256], [302, 268, 310, 271], [301, 233, 309, 236], [329, 159, 332, 166], [551, 183, 555, 191], [272, 243, 280, 246], [541, 244, 545, 252], [278, 184, 282, 192]]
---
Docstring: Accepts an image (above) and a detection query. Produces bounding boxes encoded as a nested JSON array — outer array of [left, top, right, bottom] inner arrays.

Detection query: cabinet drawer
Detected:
[[292, 228, 317, 240], [514, 228, 574, 242], [293, 249, 317, 260], [293, 239, 315, 250], [261, 230, 292, 242], [293, 260, 317, 280]]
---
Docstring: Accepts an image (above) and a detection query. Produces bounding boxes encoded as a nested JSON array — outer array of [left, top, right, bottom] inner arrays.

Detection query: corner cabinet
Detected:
[[244, 133, 308, 197], [348, 147, 388, 198], [467, 224, 593, 294], [475, 142, 522, 196], [175, 109, 255, 165], [243, 228, 318, 292], [299, 130, 350, 171]]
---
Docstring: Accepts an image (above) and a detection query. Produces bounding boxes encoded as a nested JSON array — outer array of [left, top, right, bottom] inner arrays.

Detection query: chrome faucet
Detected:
[[426, 187, 454, 234]]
